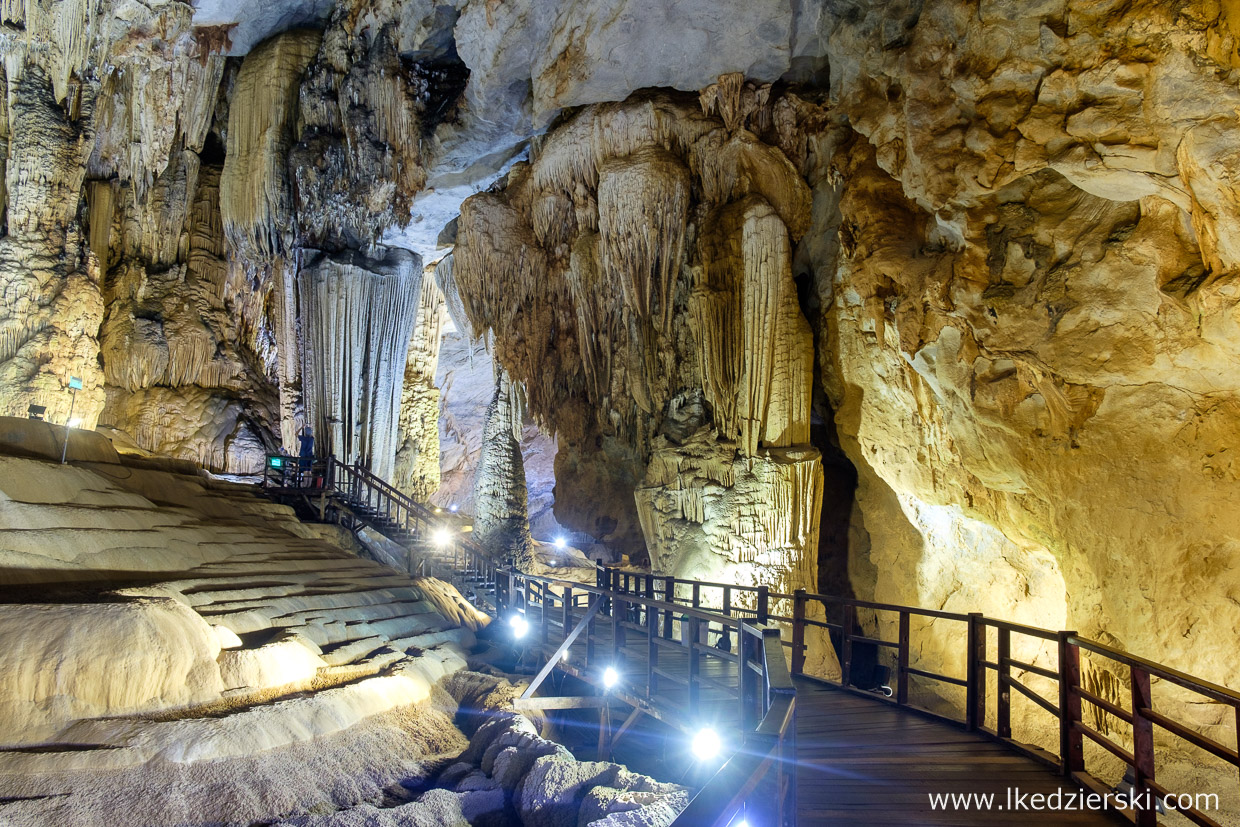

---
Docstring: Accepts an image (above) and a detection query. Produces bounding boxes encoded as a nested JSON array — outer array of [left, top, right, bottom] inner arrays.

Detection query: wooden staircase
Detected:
[[261, 454, 498, 609]]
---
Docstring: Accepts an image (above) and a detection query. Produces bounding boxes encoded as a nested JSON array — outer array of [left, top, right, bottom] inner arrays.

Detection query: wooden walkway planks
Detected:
[[519, 601, 1122, 825], [794, 677, 1123, 825]]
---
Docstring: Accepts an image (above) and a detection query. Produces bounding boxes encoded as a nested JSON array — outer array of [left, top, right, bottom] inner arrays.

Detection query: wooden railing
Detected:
[[496, 567, 798, 826], [588, 566, 1240, 827], [262, 453, 497, 602], [673, 624, 796, 827]]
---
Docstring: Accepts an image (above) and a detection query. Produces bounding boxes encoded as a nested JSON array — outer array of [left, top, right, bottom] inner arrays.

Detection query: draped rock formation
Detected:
[[452, 88, 828, 611], [299, 247, 422, 481]]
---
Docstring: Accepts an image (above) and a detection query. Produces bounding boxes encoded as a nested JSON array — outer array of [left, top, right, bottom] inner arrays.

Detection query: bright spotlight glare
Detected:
[[554, 536, 567, 550], [691, 727, 722, 760], [602, 666, 619, 689], [734, 821, 749, 827], [509, 615, 529, 639], [67, 417, 82, 428], [432, 528, 452, 547], [449, 504, 458, 512]]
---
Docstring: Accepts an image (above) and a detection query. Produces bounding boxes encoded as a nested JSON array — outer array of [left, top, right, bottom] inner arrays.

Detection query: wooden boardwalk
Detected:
[[515, 598, 1121, 826], [793, 678, 1121, 825]]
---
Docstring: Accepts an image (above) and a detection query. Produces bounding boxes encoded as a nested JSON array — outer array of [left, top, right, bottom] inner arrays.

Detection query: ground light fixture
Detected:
[[432, 528, 452, 547], [602, 666, 619, 689], [691, 727, 722, 761], [508, 614, 529, 640]]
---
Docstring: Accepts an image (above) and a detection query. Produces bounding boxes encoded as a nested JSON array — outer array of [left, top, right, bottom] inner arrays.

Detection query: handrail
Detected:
[[498, 566, 796, 826], [262, 453, 496, 604], [672, 626, 796, 827], [256, 469, 1240, 827], [490, 560, 1240, 826], [577, 563, 1240, 827]]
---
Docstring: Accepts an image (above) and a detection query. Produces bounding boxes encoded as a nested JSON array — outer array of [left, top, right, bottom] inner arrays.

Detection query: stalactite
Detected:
[[432, 252, 473, 340], [298, 247, 421, 481], [453, 86, 826, 561], [219, 29, 321, 264], [86, 179, 114, 274], [290, 17, 428, 250]]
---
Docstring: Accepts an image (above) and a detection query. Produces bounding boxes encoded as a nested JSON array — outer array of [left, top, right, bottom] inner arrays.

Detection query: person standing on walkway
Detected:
[[297, 426, 314, 486]]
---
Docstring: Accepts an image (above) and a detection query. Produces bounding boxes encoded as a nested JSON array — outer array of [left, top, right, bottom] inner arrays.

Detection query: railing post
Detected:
[[897, 610, 910, 705], [966, 613, 984, 731], [597, 566, 610, 615], [691, 582, 701, 610], [723, 586, 732, 617], [739, 627, 756, 731], [563, 586, 573, 643], [841, 603, 854, 689], [792, 589, 806, 676], [647, 605, 658, 698], [586, 601, 596, 666], [756, 585, 769, 625], [541, 584, 550, 645], [1057, 631, 1083, 778], [613, 596, 626, 653], [663, 577, 675, 639], [997, 626, 1012, 739], [1131, 665, 1157, 827], [688, 616, 701, 709]]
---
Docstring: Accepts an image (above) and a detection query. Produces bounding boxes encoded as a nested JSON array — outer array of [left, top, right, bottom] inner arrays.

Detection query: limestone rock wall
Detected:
[[95, 159, 280, 474], [810, 0, 1240, 720], [0, 0, 455, 481]]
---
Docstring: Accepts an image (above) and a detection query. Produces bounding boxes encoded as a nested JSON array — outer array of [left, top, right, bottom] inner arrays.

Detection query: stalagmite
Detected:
[[473, 369, 534, 567], [298, 247, 421, 482], [394, 268, 447, 500]]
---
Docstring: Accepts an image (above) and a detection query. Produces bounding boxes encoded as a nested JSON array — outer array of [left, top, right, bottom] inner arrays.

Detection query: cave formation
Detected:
[[1, 0, 1240, 825]]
